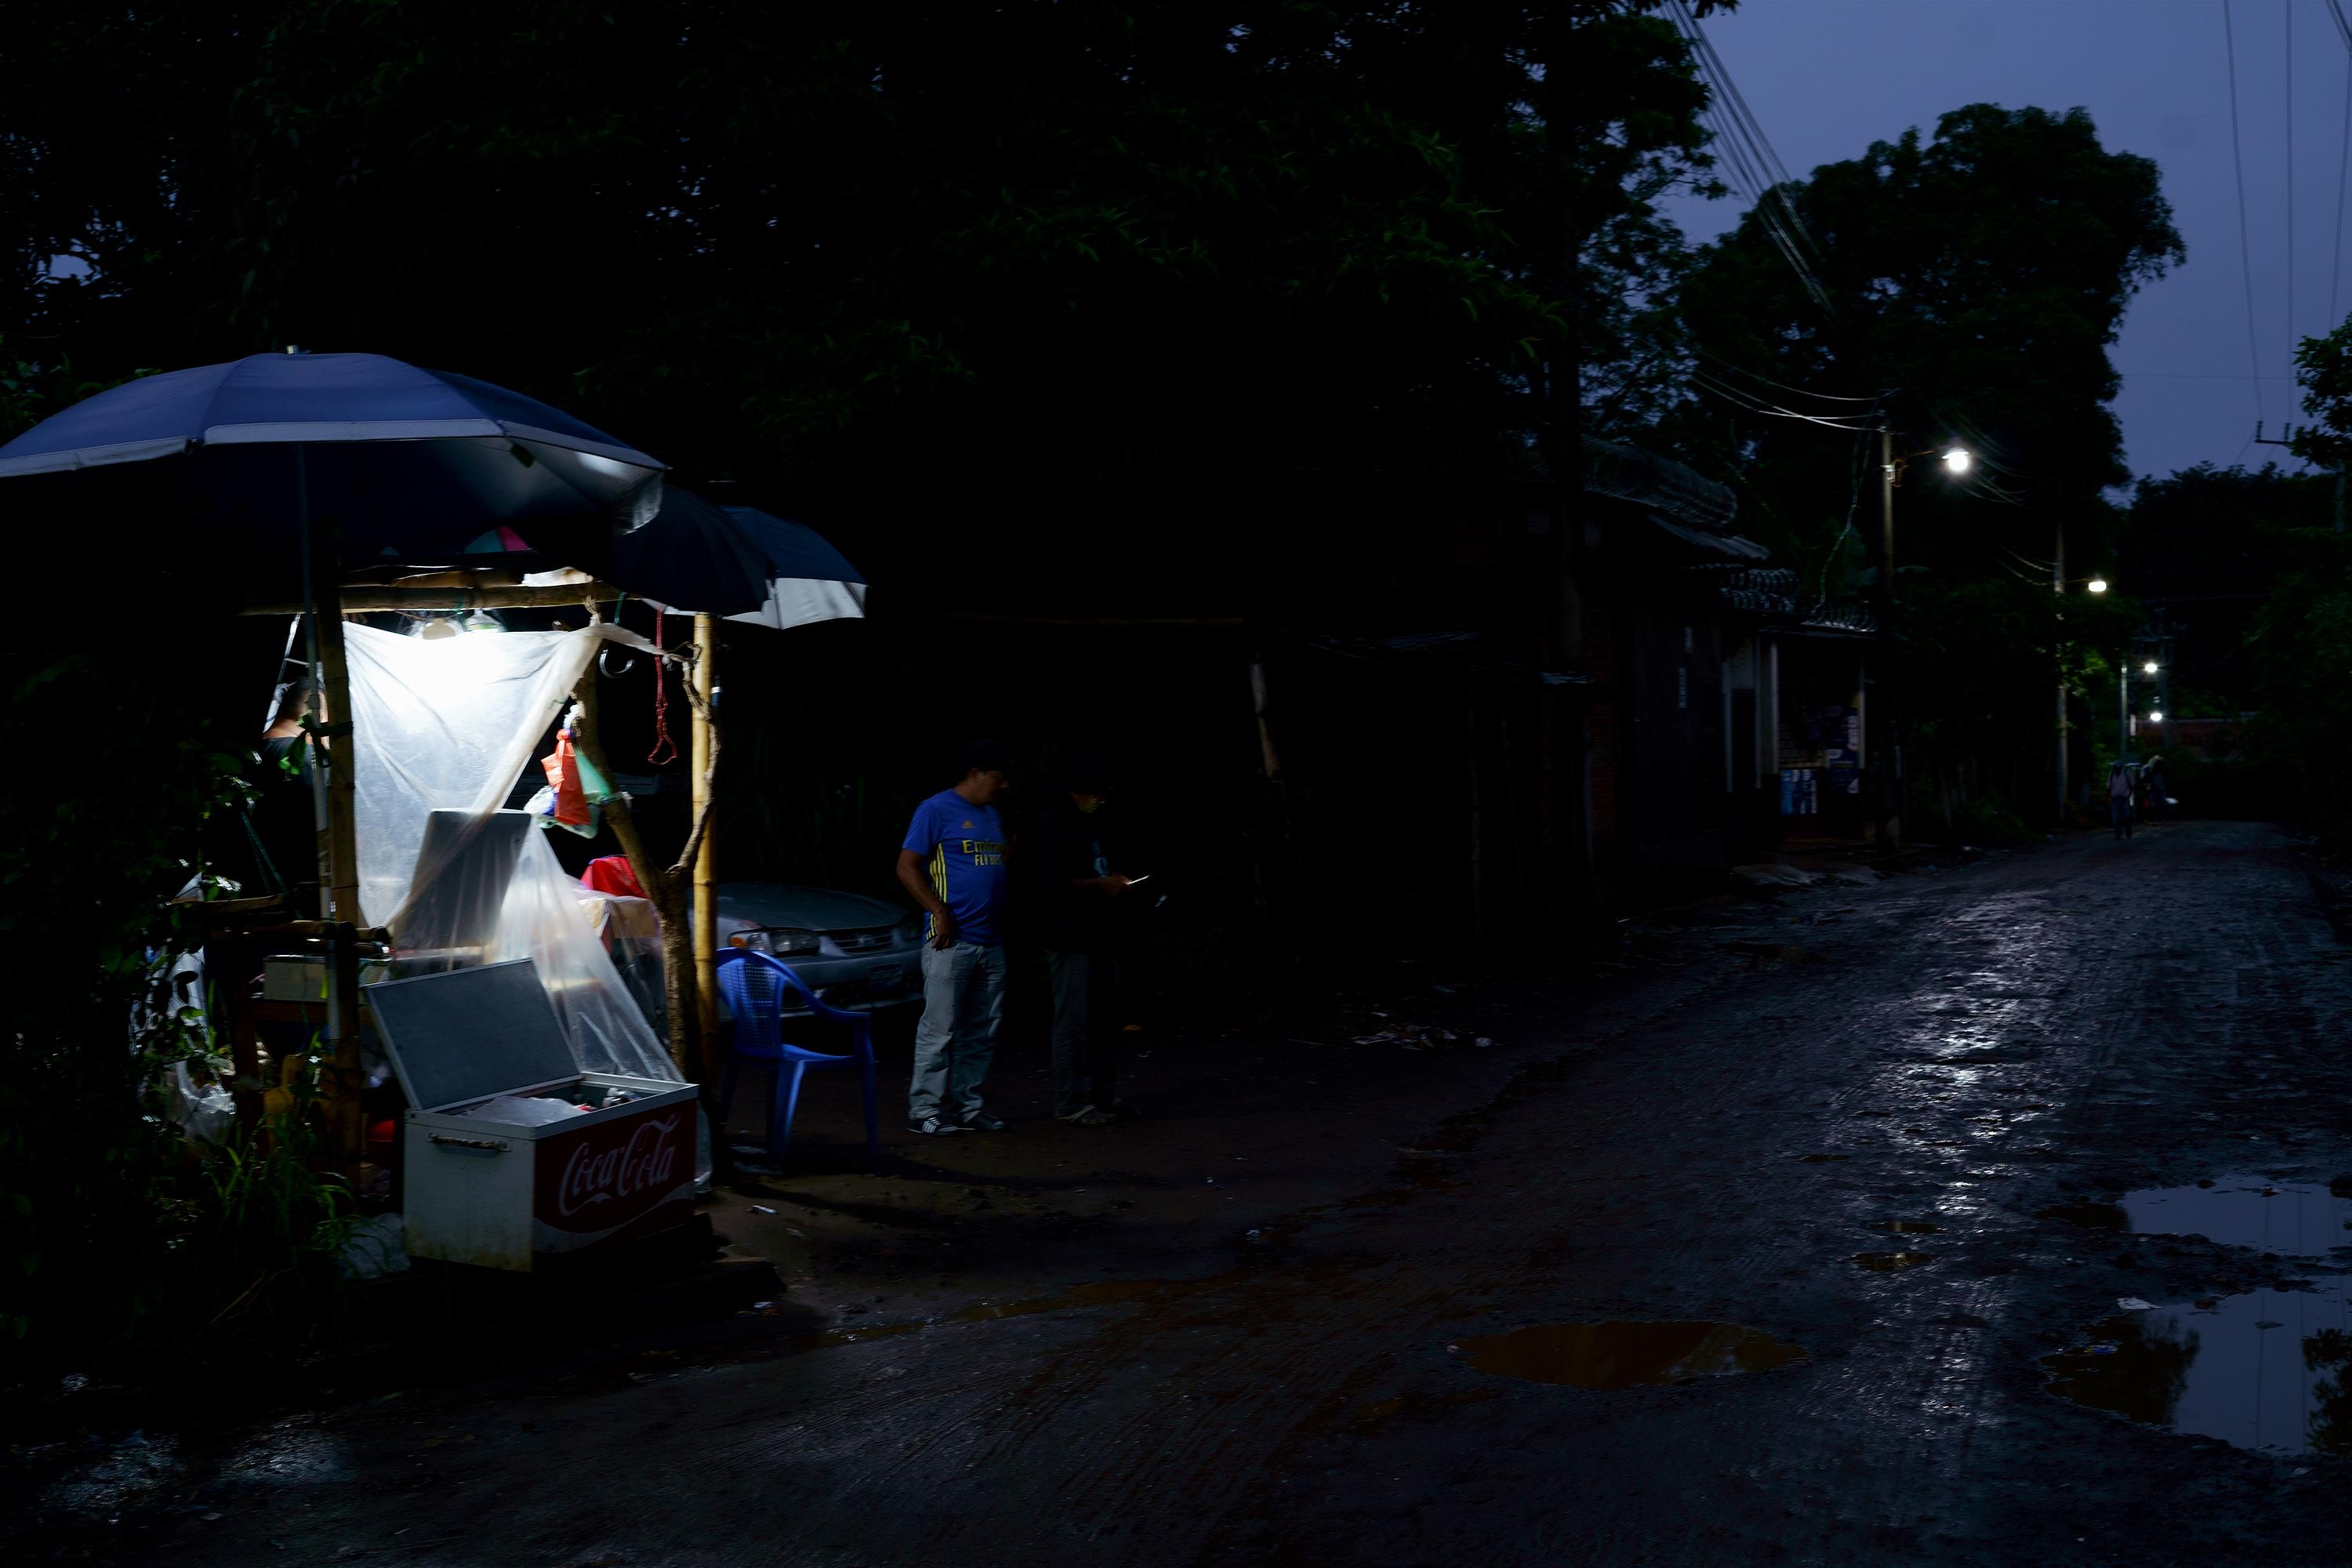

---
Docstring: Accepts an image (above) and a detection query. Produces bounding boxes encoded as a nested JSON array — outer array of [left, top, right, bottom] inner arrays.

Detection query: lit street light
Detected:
[[2143, 659, 2159, 675], [2148, 709, 2164, 723], [1941, 447, 1972, 474]]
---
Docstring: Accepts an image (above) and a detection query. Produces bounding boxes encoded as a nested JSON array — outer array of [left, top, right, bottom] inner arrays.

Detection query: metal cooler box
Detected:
[[368, 959, 699, 1272]]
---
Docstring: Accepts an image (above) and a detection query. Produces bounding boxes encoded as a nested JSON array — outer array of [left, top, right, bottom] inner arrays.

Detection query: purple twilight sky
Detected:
[[1661, 0, 2340, 481]]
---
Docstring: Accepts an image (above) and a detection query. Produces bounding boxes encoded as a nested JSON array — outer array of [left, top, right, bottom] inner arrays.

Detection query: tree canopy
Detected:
[[1, 2, 1733, 601]]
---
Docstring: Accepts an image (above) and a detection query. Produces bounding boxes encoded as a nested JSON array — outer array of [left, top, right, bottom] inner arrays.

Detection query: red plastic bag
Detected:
[[540, 730, 592, 827]]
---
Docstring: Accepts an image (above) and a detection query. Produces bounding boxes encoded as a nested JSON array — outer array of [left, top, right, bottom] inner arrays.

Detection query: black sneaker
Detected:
[[962, 1112, 1009, 1132], [908, 1115, 971, 1137]]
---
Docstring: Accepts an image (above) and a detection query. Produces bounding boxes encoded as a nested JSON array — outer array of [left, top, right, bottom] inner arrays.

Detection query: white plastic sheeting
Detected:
[[343, 622, 596, 927], [339, 621, 676, 1083]]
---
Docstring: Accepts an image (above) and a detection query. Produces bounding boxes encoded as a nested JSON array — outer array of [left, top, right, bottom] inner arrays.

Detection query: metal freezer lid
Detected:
[[366, 958, 582, 1113]]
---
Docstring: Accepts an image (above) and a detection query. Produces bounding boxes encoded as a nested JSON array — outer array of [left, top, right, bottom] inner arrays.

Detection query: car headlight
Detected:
[[767, 928, 822, 956]]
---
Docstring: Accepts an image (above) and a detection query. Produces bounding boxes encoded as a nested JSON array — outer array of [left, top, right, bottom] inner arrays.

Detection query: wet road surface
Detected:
[[39, 822, 2352, 1564]]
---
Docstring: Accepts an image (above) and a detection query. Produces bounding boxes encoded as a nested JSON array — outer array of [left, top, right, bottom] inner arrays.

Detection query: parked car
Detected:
[[714, 883, 925, 1011]]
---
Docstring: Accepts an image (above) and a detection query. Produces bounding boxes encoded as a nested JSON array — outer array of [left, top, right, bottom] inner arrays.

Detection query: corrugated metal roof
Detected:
[[1642, 509, 1772, 560]]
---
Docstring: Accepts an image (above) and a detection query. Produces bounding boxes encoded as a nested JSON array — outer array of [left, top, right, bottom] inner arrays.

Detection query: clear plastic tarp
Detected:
[[340, 621, 676, 1083]]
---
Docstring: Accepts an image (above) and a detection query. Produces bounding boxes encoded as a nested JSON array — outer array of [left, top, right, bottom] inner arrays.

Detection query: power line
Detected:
[[1690, 369, 1878, 430], [1666, 0, 1836, 318], [1693, 348, 1879, 404], [2336, 47, 2350, 328], [2224, 0, 2270, 423]]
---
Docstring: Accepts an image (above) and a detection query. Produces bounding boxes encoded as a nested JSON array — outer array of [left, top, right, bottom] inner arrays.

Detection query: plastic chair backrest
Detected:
[[716, 948, 819, 1056]]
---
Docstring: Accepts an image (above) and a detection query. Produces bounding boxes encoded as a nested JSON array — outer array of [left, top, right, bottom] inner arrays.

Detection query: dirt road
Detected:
[[28, 822, 2352, 1565]]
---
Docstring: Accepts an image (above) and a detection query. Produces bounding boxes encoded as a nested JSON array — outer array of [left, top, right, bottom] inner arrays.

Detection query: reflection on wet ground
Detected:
[[803, 1276, 1219, 1348], [1455, 1321, 1806, 1390], [1879, 1221, 1944, 1234], [1851, 1251, 1934, 1272], [2045, 1276, 2352, 1455], [2116, 1174, 2352, 1256]]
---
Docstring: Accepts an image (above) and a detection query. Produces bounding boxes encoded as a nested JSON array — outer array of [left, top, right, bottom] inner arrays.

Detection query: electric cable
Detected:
[[2289, 0, 2297, 348], [2225, 0, 2271, 423], [1667, 0, 1836, 317], [2335, 48, 2350, 328], [1694, 347, 1878, 404], [1690, 368, 1879, 430]]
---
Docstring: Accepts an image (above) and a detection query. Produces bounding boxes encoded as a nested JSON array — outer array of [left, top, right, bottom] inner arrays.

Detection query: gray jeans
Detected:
[[909, 941, 1007, 1122], [1048, 950, 1118, 1116]]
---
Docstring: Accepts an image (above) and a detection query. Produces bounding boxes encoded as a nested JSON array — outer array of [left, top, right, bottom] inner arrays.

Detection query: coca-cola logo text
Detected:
[[554, 1113, 683, 1219]]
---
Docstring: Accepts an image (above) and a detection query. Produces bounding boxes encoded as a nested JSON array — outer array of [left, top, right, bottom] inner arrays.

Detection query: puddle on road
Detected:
[[1853, 1251, 1934, 1272], [1456, 1320, 1806, 1390], [2114, 1174, 2352, 1257], [2045, 1277, 2352, 1455]]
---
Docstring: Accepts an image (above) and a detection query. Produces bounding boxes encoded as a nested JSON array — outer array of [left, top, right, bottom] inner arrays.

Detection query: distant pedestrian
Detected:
[[895, 740, 1013, 1136], [1031, 750, 1134, 1127], [2142, 754, 2169, 824], [2108, 759, 2136, 840]]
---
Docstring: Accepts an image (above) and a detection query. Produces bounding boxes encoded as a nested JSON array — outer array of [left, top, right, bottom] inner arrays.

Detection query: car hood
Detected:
[[716, 882, 907, 933]]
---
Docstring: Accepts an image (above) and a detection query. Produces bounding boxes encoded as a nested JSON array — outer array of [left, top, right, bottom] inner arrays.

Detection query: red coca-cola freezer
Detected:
[[368, 958, 699, 1272]]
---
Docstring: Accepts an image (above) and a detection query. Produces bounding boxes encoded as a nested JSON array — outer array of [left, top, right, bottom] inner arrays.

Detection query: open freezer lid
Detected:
[[367, 958, 583, 1112]]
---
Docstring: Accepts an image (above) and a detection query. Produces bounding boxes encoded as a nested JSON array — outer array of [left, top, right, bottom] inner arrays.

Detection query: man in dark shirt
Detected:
[[1030, 751, 1133, 1126]]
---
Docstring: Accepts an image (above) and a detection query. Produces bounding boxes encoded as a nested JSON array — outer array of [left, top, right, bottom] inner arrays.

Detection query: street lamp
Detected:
[[2148, 709, 2164, 723], [2143, 659, 2158, 675], [1941, 447, 1972, 474], [2087, 576, 2109, 594]]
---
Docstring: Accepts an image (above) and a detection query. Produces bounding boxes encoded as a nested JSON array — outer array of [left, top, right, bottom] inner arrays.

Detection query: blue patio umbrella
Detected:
[[0, 350, 666, 561], [541, 486, 866, 628]]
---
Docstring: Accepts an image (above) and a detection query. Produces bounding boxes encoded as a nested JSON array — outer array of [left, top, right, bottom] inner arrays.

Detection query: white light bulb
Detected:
[[2087, 577, 2109, 593], [1942, 448, 1971, 474]]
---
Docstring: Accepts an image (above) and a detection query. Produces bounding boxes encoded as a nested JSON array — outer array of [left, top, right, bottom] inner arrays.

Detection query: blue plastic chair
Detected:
[[715, 948, 880, 1170]]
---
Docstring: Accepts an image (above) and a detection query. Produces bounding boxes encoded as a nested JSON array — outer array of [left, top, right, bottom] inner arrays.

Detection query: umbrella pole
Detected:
[[297, 448, 366, 1174], [691, 614, 720, 1087], [313, 586, 367, 1174]]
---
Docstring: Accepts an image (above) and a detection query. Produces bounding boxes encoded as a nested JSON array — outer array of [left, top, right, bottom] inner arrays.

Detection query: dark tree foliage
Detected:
[[1664, 104, 2182, 822], [2, 2, 1727, 609], [2119, 463, 2326, 716]]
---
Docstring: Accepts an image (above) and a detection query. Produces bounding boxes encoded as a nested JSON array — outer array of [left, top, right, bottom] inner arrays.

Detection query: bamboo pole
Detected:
[[305, 543, 366, 1171], [241, 582, 621, 615], [691, 614, 720, 1086]]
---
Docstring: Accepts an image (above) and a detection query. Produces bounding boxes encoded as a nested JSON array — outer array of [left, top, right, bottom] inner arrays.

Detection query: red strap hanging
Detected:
[[648, 604, 678, 766]]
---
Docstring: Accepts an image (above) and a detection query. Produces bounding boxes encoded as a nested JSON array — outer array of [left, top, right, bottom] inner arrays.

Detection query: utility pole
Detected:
[[2053, 520, 2068, 825], [1878, 426, 1896, 597], [1875, 426, 1901, 848]]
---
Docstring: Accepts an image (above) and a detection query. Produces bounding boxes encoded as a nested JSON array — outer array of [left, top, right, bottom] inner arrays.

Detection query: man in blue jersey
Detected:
[[895, 739, 1014, 1135]]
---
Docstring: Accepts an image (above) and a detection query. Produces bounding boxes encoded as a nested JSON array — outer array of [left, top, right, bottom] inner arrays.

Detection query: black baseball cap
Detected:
[[1065, 750, 1113, 795], [961, 739, 1011, 776]]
